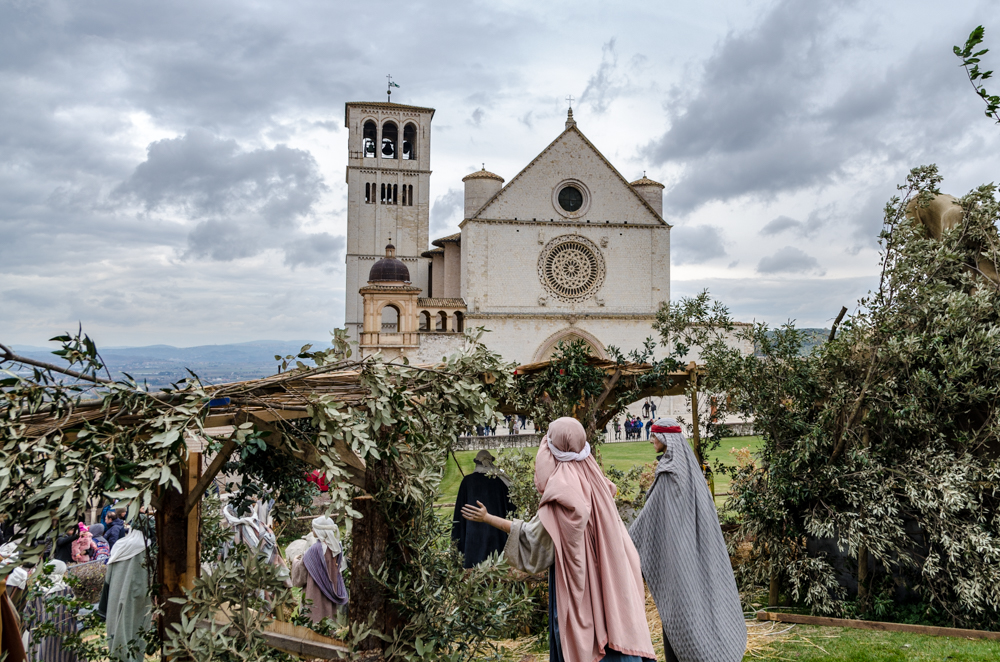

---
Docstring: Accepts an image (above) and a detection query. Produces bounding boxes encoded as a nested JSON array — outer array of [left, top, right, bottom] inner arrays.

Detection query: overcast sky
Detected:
[[3, 0, 1000, 348]]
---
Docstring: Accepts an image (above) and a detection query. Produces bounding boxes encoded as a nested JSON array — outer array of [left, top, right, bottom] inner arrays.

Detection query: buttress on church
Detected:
[[343, 100, 672, 369]]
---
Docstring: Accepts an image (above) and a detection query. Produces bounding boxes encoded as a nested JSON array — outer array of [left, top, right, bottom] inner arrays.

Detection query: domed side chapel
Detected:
[[343, 101, 671, 365]]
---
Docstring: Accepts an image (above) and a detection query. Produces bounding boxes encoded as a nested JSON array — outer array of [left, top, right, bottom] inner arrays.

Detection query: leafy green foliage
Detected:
[[955, 26, 1000, 123], [164, 545, 299, 662], [495, 447, 541, 520], [512, 337, 685, 450], [375, 506, 535, 661], [666, 165, 1000, 626]]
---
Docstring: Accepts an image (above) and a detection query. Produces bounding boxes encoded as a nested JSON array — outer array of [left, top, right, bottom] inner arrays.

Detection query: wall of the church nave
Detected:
[[466, 317, 665, 366], [461, 221, 669, 314]]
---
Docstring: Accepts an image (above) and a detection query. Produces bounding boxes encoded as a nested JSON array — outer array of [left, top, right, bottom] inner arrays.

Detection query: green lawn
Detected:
[[756, 625, 1000, 660], [438, 435, 763, 508]]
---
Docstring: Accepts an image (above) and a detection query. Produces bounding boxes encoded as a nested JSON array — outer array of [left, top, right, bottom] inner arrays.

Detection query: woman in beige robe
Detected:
[[290, 517, 347, 623]]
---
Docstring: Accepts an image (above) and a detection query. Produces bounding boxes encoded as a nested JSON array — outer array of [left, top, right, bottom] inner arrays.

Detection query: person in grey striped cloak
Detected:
[[628, 418, 746, 662]]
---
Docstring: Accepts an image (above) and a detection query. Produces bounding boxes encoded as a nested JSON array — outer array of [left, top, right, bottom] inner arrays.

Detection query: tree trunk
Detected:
[[349, 460, 399, 652], [690, 365, 703, 467], [769, 572, 780, 608], [858, 544, 870, 601]]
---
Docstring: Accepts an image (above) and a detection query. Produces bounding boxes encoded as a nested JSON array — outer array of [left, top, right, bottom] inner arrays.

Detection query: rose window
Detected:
[[538, 236, 606, 301]]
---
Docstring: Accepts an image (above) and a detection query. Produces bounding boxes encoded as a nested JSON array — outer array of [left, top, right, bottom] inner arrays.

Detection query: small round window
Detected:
[[558, 186, 584, 212]]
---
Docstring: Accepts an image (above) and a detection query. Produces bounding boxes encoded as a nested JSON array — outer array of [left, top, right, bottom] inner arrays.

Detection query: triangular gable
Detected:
[[470, 125, 667, 226]]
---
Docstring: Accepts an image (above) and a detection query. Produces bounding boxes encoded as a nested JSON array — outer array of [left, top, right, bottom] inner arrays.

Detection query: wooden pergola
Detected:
[[14, 363, 389, 658]]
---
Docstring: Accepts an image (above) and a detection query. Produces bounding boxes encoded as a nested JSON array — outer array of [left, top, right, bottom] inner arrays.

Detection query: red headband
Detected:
[[650, 425, 682, 434]]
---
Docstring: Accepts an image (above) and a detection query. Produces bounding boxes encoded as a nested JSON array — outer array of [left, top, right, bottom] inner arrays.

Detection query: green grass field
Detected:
[[755, 625, 1000, 660], [438, 435, 763, 508]]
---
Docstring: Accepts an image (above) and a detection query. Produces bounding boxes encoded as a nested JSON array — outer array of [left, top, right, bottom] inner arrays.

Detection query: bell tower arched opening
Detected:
[[381, 121, 398, 159], [402, 123, 417, 160], [363, 120, 377, 158]]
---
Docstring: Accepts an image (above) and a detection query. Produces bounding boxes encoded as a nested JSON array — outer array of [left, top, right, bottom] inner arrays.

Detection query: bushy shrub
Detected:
[[67, 560, 105, 604]]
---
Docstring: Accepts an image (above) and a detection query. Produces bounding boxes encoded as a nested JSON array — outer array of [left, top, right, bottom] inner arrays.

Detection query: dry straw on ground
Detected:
[[494, 587, 814, 661]]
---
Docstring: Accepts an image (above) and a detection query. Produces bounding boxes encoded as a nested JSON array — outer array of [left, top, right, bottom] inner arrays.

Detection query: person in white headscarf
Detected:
[[23, 560, 78, 662], [222, 502, 280, 565], [290, 517, 348, 623], [101, 529, 151, 662]]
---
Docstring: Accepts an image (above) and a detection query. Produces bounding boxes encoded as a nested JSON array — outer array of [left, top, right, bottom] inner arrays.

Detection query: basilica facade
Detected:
[[343, 100, 671, 366]]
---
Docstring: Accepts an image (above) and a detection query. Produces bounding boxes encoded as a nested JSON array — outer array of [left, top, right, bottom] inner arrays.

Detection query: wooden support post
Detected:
[[689, 362, 703, 467], [156, 452, 202, 645], [769, 572, 780, 609]]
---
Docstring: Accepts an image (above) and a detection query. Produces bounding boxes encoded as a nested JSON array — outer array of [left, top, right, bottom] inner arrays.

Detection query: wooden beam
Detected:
[[196, 619, 349, 659], [204, 408, 311, 428], [756, 610, 1000, 641], [185, 438, 238, 516]]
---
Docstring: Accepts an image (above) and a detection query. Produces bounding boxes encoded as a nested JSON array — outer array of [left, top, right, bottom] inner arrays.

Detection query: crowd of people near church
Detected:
[[1, 505, 155, 662]]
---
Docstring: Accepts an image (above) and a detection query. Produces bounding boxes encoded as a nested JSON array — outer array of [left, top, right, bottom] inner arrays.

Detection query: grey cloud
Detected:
[[431, 188, 464, 236], [760, 216, 801, 236], [646, 0, 981, 215], [470, 108, 485, 126], [760, 210, 824, 238], [185, 219, 263, 261], [672, 275, 876, 327], [757, 246, 824, 275], [671, 225, 727, 264], [579, 38, 629, 114], [282, 233, 345, 268], [115, 129, 326, 227]]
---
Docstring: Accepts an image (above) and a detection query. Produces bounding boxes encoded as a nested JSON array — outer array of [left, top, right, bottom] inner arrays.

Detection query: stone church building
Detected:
[[343, 100, 671, 366]]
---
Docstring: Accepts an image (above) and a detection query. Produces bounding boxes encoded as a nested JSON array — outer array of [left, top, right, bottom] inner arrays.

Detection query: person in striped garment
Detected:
[[628, 418, 747, 662], [23, 560, 80, 662]]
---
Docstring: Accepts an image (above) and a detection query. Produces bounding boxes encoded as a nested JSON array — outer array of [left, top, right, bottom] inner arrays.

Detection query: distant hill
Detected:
[[753, 328, 830, 357], [9, 340, 327, 390]]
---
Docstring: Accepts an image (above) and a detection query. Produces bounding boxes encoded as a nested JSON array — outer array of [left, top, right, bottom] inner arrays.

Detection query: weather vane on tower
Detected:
[[386, 74, 400, 102]]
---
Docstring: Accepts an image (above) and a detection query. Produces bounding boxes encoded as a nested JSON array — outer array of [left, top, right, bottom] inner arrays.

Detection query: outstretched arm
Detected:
[[461, 501, 512, 534]]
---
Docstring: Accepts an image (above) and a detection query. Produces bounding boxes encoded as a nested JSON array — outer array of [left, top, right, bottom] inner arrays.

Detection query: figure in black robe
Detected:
[[451, 450, 514, 568]]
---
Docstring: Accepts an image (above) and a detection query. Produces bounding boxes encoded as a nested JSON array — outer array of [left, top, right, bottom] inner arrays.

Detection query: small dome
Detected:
[[462, 167, 504, 183], [630, 175, 664, 189], [368, 244, 410, 283]]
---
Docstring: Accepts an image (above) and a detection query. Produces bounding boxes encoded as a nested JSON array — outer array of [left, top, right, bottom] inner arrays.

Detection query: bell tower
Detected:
[[343, 101, 435, 343]]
